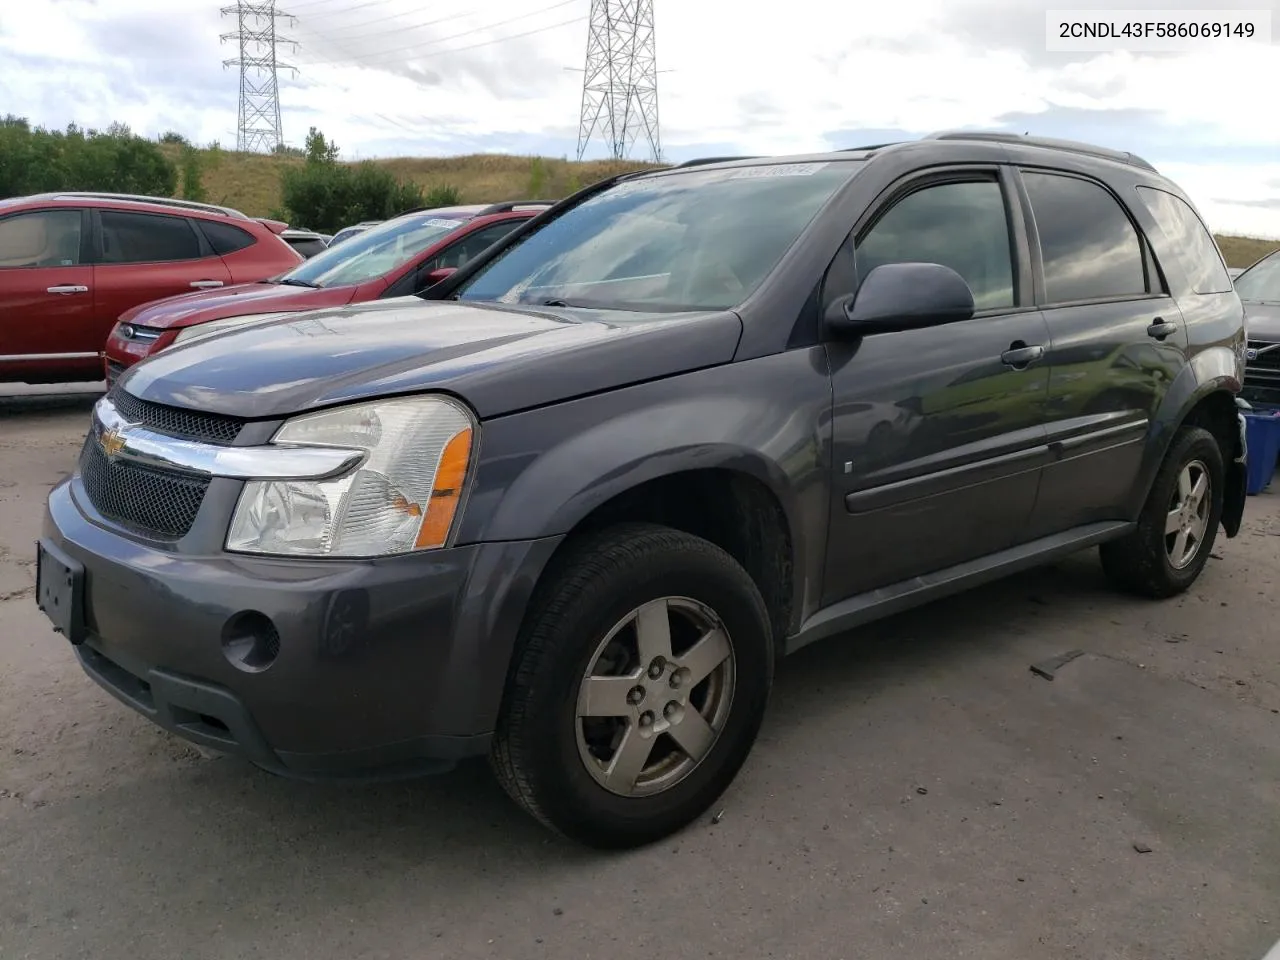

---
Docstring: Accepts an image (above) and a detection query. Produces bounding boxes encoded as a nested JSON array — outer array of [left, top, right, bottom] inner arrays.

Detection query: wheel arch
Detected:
[[1133, 346, 1243, 528]]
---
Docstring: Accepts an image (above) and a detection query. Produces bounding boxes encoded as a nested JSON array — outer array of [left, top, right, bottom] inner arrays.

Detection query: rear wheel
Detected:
[[1100, 425, 1224, 598], [490, 523, 774, 849]]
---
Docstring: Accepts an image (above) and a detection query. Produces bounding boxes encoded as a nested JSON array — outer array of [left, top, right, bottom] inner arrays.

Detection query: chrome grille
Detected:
[[79, 436, 209, 539], [1244, 340, 1280, 407], [108, 387, 244, 445]]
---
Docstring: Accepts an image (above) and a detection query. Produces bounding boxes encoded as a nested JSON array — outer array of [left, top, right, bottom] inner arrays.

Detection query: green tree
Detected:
[[179, 144, 206, 202], [304, 127, 339, 165], [527, 156, 548, 198], [279, 157, 428, 232], [0, 118, 176, 199]]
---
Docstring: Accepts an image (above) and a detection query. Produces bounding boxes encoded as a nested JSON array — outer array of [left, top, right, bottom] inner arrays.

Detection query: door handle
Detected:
[[47, 285, 89, 295], [190, 280, 225, 289], [1147, 318, 1178, 340], [1001, 342, 1045, 368]]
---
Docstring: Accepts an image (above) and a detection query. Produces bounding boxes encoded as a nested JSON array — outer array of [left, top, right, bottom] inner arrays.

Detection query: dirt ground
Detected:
[[1, 383, 1278, 960]]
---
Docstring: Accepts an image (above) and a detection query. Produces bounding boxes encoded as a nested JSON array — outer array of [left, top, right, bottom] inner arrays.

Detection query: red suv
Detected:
[[104, 201, 552, 383], [0, 192, 303, 384]]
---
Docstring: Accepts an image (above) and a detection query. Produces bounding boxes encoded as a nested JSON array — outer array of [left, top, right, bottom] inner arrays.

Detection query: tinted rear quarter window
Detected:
[[99, 210, 203, 263], [198, 219, 258, 255], [1023, 171, 1148, 303], [1135, 186, 1232, 294]]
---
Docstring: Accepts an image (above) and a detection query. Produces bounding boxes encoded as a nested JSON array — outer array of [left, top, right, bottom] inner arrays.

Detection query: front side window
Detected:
[[1023, 171, 1148, 304], [1135, 186, 1232, 294], [424, 221, 523, 272], [0, 209, 83, 268], [99, 210, 203, 263], [455, 161, 861, 312], [1234, 250, 1280, 303], [284, 214, 466, 287], [856, 179, 1015, 311]]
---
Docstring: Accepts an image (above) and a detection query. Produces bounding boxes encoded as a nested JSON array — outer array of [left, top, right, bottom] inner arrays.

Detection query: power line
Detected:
[[220, 1, 297, 153], [292, 0, 579, 68], [577, 0, 661, 162]]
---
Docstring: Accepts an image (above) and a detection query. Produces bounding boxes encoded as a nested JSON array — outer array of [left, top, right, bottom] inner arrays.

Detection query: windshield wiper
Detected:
[[276, 277, 319, 288], [540, 298, 586, 308]]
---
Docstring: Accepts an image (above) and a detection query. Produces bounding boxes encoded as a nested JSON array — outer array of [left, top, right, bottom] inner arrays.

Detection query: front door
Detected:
[[0, 207, 97, 381], [822, 171, 1052, 605], [1016, 169, 1188, 537]]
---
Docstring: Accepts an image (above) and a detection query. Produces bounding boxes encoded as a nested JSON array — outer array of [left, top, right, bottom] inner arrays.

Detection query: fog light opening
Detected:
[[221, 611, 281, 673]]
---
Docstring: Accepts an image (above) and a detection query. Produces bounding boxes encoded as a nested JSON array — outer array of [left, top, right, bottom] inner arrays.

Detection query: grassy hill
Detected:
[[178, 146, 1279, 268]]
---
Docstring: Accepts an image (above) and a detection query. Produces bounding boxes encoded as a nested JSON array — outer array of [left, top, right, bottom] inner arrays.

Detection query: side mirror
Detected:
[[824, 262, 976, 336], [422, 266, 457, 287]]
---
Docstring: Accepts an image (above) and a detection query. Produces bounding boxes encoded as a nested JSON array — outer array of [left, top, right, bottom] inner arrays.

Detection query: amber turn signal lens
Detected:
[[414, 426, 473, 549]]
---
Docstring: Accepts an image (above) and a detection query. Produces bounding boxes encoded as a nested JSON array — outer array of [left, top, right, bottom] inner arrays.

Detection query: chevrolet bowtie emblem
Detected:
[[99, 426, 127, 460]]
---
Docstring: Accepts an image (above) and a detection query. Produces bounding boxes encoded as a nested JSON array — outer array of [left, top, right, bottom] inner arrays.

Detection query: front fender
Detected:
[[454, 349, 834, 625]]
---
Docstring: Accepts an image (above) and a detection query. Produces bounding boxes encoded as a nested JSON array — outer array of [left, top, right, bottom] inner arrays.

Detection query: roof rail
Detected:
[[475, 200, 557, 216], [47, 192, 251, 218], [923, 131, 1157, 171], [838, 143, 901, 153], [670, 156, 760, 169]]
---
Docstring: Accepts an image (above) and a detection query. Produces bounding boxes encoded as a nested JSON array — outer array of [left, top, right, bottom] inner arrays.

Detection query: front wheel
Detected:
[[490, 523, 774, 849], [1100, 425, 1224, 598]]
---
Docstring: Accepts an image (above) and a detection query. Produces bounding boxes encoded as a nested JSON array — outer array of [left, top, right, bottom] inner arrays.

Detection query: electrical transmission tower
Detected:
[[576, 0, 661, 163], [220, 1, 297, 154]]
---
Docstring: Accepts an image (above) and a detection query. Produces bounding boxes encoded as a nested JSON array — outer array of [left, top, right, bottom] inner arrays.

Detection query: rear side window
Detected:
[[99, 210, 203, 263], [1023, 171, 1148, 304], [857, 179, 1015, 310], [1135, 186, 1233, 294], [0, 209, 83, 267], [198, 219, 258, 256]]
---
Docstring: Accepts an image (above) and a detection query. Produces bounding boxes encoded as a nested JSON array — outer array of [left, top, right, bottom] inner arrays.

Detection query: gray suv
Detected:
[[36, 133, 1248, 849]]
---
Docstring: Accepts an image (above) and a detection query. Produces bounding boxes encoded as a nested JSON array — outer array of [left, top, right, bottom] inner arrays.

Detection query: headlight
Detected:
[[173, 312, 296, 345], [226, 395, 476, 558]]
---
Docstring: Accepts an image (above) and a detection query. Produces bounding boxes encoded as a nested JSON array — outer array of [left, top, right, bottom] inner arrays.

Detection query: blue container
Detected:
[[1244, 412, 1280, 495]]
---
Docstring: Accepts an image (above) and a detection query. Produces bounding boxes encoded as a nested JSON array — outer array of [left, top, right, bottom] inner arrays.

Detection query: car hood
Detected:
[[1244, 301, 1280, 342], [119, 281, 357, 329], [118, 298, 743, 420]]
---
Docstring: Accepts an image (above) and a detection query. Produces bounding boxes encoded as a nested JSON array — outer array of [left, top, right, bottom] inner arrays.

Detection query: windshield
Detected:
[[455, 161, 860, 311], [1235, 250, 1280, 302], [282, 214, 467, 287]]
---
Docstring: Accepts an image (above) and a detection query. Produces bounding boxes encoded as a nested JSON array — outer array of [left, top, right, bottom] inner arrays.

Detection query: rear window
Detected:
[[1135, 186, 1233, 294], [287, 238, 328, 259], [198, 220, 257, 255]]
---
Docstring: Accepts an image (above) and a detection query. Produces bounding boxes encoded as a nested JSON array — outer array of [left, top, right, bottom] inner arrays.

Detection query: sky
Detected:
[[1, 0, 1278, 237]]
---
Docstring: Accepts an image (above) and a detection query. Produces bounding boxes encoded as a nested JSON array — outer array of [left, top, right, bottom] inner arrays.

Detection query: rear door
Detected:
[[91, 208, 233, 345], [0, 207, 97, 376], [822, 168, 1053, 604], [1016, 169, 1188, 538]]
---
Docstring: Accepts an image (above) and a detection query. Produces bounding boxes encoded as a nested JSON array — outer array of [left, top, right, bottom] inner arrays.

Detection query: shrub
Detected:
[[279, 131, 428, 232], [0, 117, 177, 199]]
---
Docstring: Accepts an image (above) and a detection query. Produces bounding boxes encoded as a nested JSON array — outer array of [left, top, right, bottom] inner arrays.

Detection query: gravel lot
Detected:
[[1, 384, 1278, 960]]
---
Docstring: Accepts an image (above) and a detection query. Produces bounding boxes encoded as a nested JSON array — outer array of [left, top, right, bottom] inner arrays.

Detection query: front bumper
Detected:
[[40, 477, 562, 780]]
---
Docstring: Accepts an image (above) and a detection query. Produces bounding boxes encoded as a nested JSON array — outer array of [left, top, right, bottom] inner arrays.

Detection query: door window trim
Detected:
[[821, 164, 1036, 323], [1011, 165, 1170, 309], [0, 207, 92, 269], [90, 208, 211, 266]]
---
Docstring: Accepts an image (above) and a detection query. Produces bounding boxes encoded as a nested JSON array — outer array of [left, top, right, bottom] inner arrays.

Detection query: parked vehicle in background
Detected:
[[278, 227, 329, 259], [104, 201, 551, 383], [38, 135, 1246, 850], [328, 221, 381, 246], [0, 192, 302, 383], [1234, 248, 1280, 405]]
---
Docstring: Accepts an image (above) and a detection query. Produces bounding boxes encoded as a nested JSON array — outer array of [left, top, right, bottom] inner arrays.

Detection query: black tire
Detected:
[[490, 522, 774, 849], [1099, 425, 1224, 598]]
